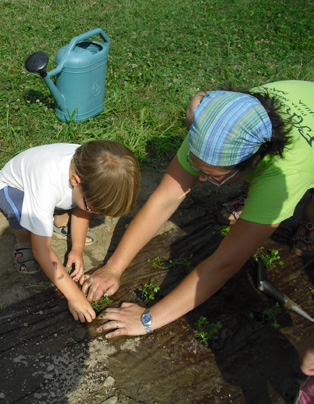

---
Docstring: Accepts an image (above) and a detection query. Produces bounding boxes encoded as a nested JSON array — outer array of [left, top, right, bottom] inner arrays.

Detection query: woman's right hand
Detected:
[[68, 294, 96, 323], [80, 265, 122, 302]]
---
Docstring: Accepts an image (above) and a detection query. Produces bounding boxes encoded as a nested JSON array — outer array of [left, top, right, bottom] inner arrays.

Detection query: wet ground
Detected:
[[0, 172, 313, 404]]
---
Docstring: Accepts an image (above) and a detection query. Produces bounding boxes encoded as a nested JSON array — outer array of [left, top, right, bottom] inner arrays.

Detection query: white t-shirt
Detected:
[[0, 143, 79, 236]]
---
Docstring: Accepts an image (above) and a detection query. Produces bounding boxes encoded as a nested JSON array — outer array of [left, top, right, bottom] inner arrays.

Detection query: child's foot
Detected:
[[53, 223, 96, 245], [14, 242, 41, 274], [215, 194, 247, 226]]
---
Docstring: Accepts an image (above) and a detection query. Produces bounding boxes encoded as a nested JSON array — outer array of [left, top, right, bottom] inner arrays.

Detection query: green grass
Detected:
[[0, 0, 312, 168]]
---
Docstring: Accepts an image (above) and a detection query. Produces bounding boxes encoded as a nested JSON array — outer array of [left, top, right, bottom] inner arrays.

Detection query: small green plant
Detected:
[[139, 279, 160, 301], [90, 295, 110, 313], [261, 302, 282, 329], [148, 254, 194, 273], [147, 256, 168, 270], [253, 247, 284, 268], [168, 255, 194, 273], [220, 225, 231, 237], [195, 316, 222, 344], [249, 302, 282, 329]]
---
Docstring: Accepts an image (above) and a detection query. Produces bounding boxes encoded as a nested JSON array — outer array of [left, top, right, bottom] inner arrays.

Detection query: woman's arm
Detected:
[[96, 218, 280, 337], [81, 156, 198, 301]]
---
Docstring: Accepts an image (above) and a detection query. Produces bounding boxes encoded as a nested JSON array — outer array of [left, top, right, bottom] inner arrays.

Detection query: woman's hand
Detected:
[[96, 302, 147, 338], [80, 265, 122, 301]]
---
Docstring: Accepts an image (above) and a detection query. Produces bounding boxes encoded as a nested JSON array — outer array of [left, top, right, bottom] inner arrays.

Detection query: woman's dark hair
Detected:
[[217, 87, 293, 171]]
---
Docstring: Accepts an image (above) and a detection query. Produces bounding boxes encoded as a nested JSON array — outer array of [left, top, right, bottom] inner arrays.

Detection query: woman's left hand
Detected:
[[96, 302, 147, 339]]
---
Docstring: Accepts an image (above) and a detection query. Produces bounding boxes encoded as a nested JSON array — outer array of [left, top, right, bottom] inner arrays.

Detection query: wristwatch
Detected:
[[141, 308, 153, 334]]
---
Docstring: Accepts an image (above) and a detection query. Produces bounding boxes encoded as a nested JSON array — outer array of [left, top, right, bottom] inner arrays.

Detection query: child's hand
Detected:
[[68, 294, 96, 323], [66, 250, 85, 282]]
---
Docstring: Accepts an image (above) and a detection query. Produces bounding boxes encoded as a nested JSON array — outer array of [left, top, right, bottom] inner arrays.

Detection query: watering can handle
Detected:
[[47, 28, 110, 78]]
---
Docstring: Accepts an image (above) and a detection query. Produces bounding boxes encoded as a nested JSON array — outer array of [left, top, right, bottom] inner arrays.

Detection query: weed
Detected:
[[139, 279, 160, 302], [195, 316, 222, 345]]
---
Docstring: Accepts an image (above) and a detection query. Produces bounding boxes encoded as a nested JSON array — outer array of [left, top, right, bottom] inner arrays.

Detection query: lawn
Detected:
[[0, 0, 312, 168]]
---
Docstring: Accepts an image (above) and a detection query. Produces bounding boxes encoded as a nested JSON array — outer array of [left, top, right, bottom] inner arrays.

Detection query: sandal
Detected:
[[291, 220, 314, 258], [215, 194, 247, 226], [14, 242, 41, 274], [53, 223, 96, 245]]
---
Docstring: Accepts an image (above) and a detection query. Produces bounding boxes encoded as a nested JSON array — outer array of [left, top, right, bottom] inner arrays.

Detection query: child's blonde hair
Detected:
[[73, 140, 140, 217]]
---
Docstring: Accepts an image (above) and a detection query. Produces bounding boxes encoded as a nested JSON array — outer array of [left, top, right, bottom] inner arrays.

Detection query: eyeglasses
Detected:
[[82, 196, 99, 214], [186, 152, 239, 187]]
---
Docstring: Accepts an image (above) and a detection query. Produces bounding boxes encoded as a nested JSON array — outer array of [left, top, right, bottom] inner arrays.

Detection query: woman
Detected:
[[81, 80, 313, 338]]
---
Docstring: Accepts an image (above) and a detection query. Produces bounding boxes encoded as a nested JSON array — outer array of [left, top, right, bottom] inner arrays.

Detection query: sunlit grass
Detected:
[[0, 0, 312, 168]]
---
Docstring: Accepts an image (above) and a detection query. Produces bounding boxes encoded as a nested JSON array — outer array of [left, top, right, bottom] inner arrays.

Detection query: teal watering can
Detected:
[[25, 28, 110, 123]]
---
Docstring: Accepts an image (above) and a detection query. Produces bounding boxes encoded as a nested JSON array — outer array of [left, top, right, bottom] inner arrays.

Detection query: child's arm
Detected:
[[31, 233, 96, 322], [66, 206, 91, 282]]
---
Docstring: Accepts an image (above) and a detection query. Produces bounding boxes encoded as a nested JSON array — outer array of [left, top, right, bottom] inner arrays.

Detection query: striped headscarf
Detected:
[[189, 91, 272, 166]]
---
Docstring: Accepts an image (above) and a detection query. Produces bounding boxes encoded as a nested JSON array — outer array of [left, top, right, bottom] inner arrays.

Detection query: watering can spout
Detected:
[[25, 52, 66, 112]]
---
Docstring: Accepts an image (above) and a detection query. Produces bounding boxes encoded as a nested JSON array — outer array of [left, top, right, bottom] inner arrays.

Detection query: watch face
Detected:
[[142, 314, 152, 324]]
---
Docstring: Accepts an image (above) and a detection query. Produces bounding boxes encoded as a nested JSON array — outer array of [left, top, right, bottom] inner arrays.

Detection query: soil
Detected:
[[0, 170, 313, 404]]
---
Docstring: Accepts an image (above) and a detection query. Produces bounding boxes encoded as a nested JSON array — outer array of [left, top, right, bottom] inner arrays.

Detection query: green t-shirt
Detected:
[[177, 80, 314, 224]]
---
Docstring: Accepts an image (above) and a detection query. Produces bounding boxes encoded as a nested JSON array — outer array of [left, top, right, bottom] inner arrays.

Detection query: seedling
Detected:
[[195, 316, 222, 344], [261, 302, 282, 329], [220, 225, 230, 237], [168, 255, 194, 273], [90, 295, 110, 313], [147, 254, 194, 273], [147, 256, 168, 270], [249, 302, 282, 329], [139, 279, 160, 302], [253, 246, 284, 268]]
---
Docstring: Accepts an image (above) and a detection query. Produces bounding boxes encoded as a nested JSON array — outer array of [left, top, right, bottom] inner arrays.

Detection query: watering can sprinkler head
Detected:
[[25, 52, 49, 78]]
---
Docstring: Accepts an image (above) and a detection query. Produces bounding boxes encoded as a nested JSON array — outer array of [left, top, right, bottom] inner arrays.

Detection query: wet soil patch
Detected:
[[0, 215, 313, 404]]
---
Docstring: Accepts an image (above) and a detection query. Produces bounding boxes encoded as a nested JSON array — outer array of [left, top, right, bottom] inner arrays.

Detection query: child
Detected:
[[0, 140, 140, 322]]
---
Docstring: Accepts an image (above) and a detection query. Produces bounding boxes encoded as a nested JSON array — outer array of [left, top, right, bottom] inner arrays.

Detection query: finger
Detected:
[[96, 320, 120, 333], [120, 302, 134, 309], [83, 277, 95, 297], [65, 257, 74, 269], [71, 310, 79, 321], [105, 329, 124, 339], [103, 284, 119, 297], [79, 274, 90, 286], [71, 267, 84, 282], [97, 308, 123, 320], [78, 313, 86, 323]]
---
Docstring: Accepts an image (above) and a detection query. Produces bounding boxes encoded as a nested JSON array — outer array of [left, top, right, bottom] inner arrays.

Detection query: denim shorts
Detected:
[[0, 186, 25, 230]]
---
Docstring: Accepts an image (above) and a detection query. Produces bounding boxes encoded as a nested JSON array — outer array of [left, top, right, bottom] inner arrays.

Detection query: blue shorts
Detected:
[[0, 186, 25, 230]]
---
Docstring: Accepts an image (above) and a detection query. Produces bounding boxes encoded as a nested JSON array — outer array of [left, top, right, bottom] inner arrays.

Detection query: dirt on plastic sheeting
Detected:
[[0, 171, 313, 404]]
